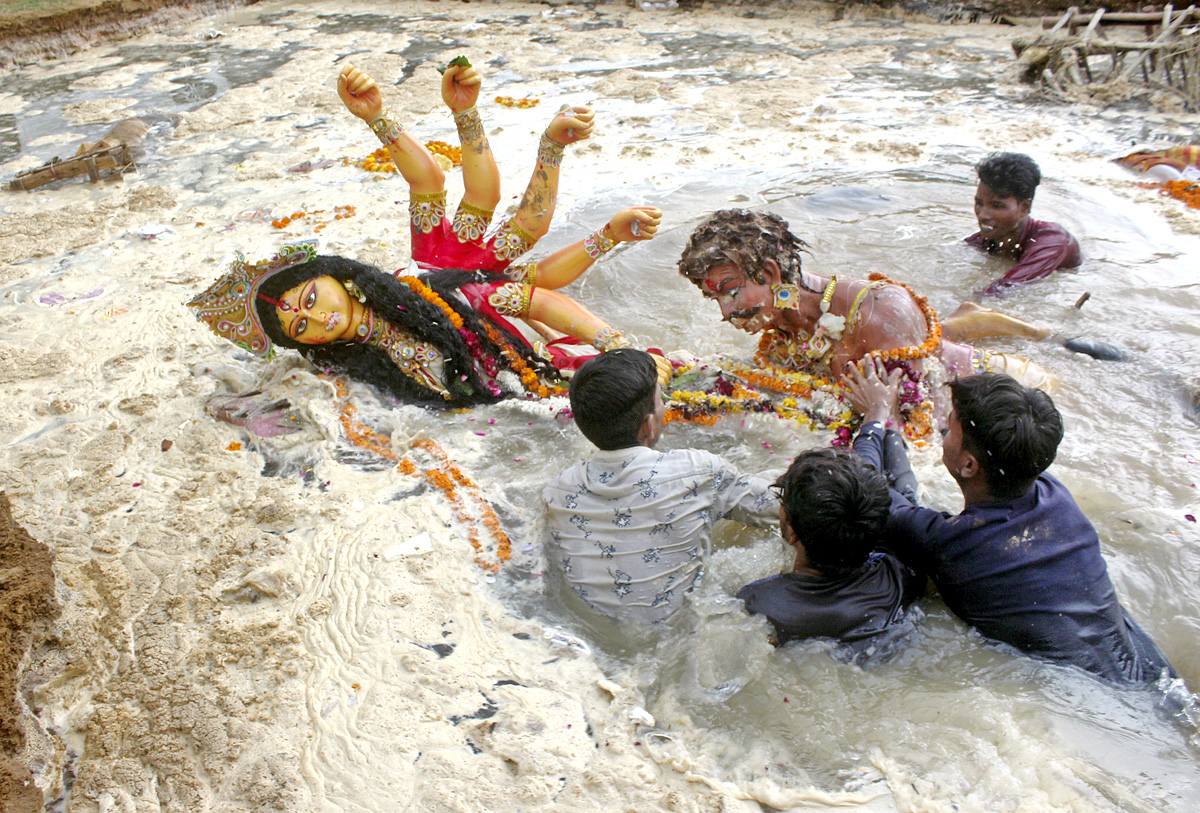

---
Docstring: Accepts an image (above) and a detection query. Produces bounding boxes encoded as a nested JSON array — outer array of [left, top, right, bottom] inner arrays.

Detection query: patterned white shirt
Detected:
[[543, 446, 779, 623]]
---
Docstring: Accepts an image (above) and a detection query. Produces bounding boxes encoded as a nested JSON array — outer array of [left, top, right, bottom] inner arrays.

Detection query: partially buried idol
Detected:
[[677, 209, 1055, 390], [190, 60, 666, 406]]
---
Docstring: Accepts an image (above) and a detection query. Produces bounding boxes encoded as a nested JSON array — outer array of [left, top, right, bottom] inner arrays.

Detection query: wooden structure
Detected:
[[4, 118, 149, 192], [1014, 5, 1199, 110], [5, 143, 135, 191]]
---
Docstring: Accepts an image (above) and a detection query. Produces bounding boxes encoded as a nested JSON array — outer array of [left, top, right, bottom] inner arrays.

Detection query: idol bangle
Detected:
[[453, 106, 485, 143], [583, 225, 616, 260], [593, 326, 632, 352], [368, 110, 405, 146], [537, 133, 565, 169]]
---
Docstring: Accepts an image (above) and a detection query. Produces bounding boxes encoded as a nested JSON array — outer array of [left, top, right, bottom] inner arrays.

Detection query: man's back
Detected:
[[737, 551, 923, 663], [885, 473, 1173, 682], [544, 446, 776, 623]]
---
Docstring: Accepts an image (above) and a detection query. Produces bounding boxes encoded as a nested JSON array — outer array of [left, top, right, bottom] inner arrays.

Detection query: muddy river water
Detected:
[[1, 1, 1198, 810]]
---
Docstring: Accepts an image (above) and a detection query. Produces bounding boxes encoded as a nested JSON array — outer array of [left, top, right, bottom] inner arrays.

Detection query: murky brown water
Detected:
[[2, 1, 1198, 810]]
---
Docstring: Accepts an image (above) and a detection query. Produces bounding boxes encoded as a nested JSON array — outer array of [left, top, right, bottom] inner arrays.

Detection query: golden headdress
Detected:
[[188, 241, 318, 358]]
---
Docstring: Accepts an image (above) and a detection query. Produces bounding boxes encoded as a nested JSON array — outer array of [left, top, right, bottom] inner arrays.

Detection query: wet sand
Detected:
[[0, 495, 58, 811]]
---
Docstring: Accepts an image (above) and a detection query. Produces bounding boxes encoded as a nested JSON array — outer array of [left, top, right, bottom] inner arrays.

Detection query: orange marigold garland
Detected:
[[397, 275, 465, 330], [495, 96, 539, 108], [398, 275, 567, 399], [356, 148, 398, 174], [861, 273, 940, 443], [862, 273, 942, 364], [425, 140, 463, 166], [353, 142, 465, 174], [329, 377, 510, 572], [663, 360, 857, 442], [272, 205, 356, 232], [413, 438, 512, 572], [1135, 179, 1200, 209], [477, 320, 568, 399]]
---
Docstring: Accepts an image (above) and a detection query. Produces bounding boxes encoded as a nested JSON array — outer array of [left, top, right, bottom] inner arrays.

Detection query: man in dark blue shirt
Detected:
[[844, 362, 1176, 684], [737, 447, 924, 665]]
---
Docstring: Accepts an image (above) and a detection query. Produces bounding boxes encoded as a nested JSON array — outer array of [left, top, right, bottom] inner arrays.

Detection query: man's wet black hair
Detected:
[[569, 349, 658, 451], [976, 152, 1041, 202], [775, 448, 890, 577], [948, 373, 1064, 500]]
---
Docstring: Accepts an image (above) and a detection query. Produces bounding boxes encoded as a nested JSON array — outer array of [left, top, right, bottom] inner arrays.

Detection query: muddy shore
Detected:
[[0, 0, 256, 67]]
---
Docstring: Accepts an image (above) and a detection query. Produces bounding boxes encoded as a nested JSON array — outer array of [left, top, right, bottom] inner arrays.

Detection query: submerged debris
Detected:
[[6, 115, 179, 190]]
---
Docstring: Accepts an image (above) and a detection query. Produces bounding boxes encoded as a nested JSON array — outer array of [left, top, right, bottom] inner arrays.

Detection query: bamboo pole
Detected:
[[1125, 7, 1196, 79], [1042, 8, 1195, 28], [1048, 6, 1079, 34], [5, 144, 133, 191]]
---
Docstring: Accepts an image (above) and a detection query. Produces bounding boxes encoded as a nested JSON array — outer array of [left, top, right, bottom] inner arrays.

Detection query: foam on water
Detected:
[[2, 1, 1199, 810]]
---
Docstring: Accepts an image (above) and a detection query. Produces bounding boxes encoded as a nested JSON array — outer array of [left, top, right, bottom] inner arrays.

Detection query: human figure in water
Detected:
[[964, 152, 1081, 298], [844, 359, 1177, 685]]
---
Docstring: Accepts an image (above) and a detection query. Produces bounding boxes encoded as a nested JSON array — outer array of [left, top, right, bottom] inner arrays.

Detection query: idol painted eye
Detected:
[[293, 317, 308, 337], [305, 285, 317, 310]]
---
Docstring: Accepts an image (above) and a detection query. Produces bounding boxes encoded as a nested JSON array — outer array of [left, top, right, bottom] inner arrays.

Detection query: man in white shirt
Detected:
[[543, 349, 779, 623]]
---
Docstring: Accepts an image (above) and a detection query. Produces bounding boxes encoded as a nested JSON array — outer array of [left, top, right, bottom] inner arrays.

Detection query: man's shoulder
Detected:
[[662, 447, 726, 466], [1033, 472, 1087, 511], [544, 460, 591, 494], [1027, 217, 1079, 245]]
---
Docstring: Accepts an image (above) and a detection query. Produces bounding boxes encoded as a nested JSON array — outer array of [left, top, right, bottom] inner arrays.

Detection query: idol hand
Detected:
[[441, 63, 482, 113], [609, 206, 662, 242], [546, 105, 594, 145], [338, 65, 383, 121]]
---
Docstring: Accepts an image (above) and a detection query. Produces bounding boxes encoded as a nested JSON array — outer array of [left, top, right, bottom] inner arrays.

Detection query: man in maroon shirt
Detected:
[[966, 152, 1081, 297]]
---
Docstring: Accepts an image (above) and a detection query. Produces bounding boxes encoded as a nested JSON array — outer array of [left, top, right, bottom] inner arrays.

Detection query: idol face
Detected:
[[274, 275, 358, 345], [974, 181, 1030, 245], [700, 263, 779, 335]]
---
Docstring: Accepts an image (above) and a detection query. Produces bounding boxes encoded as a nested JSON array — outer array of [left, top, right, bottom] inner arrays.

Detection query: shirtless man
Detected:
[[677, 208, 1046, 385], [966, 152, 1081, 297]]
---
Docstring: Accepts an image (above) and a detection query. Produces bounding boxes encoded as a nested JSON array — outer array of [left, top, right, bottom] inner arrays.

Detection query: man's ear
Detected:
[[635, 411, 655, 446], [957, 450, 982, 482], [1018, 198, 1033, 218], [761, 258, 784, 285], [780, 514, 801, 548]]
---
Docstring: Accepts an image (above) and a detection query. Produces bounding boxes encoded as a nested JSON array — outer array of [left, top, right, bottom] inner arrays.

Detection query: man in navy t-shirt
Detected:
[[844, 362, 1175, 684], [737, 445, 924, 665]]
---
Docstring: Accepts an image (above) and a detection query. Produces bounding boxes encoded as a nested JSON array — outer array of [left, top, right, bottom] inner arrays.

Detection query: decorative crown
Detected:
[[187, 241, 318, 358]]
